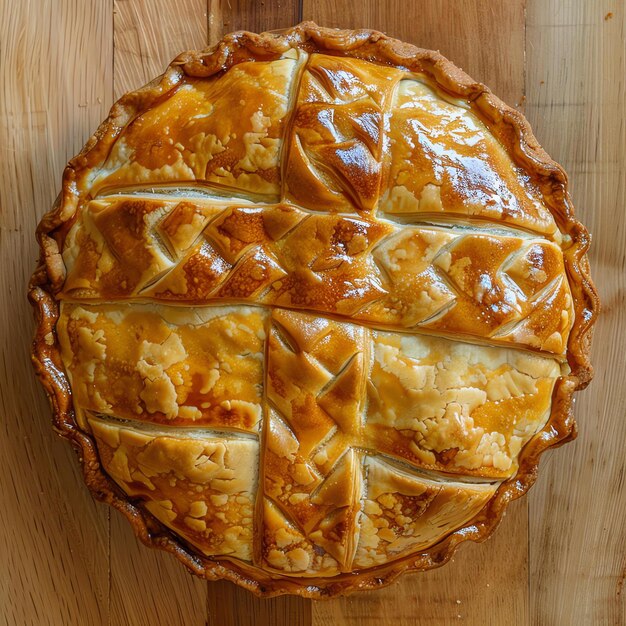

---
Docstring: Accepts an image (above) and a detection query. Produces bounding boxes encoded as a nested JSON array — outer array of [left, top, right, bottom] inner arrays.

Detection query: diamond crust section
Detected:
[[284, 55, 404, 213], [262, 311, 368, 575]]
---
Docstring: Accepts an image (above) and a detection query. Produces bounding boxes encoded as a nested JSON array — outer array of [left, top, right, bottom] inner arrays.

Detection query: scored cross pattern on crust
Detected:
[[52, 49, 574, 579]]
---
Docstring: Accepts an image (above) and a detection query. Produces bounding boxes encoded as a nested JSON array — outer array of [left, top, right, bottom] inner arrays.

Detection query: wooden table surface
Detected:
[[1, 1, 624, 624]]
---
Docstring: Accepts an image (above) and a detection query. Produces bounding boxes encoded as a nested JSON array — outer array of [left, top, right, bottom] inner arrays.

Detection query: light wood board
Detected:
[[0, 1, 623, 624]]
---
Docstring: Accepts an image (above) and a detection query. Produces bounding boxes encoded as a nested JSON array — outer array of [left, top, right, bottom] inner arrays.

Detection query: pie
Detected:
[[29, 23, 598, 597]]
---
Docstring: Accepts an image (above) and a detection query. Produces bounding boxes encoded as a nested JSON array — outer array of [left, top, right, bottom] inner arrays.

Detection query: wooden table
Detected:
[[1, 1, 624, 624]]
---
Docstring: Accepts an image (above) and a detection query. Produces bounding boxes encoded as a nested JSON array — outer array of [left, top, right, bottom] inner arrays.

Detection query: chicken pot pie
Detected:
[[29, 23, 598, 597]]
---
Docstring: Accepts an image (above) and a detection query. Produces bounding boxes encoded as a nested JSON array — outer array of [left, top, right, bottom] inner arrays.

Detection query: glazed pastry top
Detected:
[[49, 48, 579, 579]]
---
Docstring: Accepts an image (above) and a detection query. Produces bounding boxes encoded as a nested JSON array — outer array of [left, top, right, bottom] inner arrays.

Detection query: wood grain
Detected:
[[114, 0, 208, 97], [1, 1, 624, 625], [206, 581, 312, 626], [525, 1, 626, 624], [0, 1, 113, 625], [208, 0, 300, 44], [110, 514, 208, 626]]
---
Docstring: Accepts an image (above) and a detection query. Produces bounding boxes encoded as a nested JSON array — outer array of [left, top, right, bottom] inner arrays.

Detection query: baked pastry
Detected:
[[29, 23, 598, 596]]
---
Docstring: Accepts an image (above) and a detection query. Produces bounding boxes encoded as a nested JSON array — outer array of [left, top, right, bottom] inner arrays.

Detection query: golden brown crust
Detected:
[[29, 22, 599, 597]]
